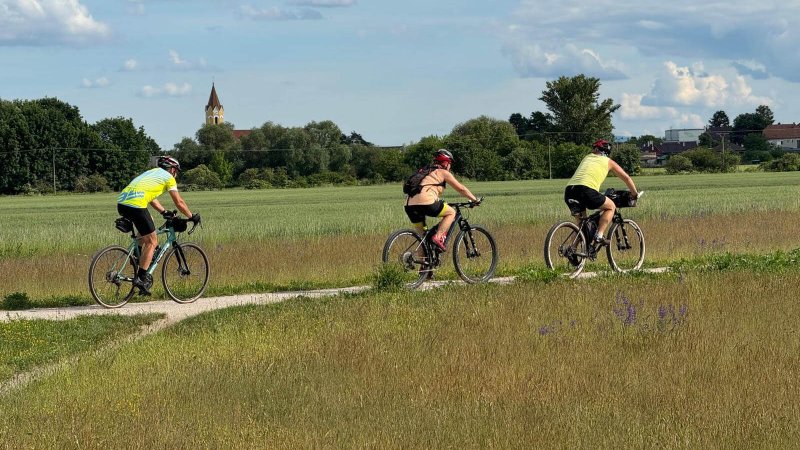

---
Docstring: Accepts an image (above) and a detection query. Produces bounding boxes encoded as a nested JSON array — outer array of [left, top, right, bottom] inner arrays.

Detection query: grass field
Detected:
[[1, 270, 799, 446], [1, 171, 800, 304], [3, 172, 800, 445]]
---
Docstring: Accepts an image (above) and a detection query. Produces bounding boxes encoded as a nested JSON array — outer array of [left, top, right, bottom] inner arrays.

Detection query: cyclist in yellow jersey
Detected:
[[564, 139, 638, 245], [117, 156, 199, 295]]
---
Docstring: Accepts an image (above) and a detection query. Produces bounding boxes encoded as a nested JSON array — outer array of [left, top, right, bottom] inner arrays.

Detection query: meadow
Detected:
[[1, 171, 800, 303], [2, 270, 800, 446], [2, 172, 800, 445]]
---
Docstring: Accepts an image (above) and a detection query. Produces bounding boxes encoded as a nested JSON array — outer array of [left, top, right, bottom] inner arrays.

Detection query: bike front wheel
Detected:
[[381, 229, 429, 289], [544, 222, 587, 278], [606, 219, 645, 272], [162, 243, 210, 303], [88, 245, 138, 308], [452, 225, 498, 283]]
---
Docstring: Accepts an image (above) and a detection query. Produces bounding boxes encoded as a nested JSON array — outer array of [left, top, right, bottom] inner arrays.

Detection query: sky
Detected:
[[1, 0, 799, 149]]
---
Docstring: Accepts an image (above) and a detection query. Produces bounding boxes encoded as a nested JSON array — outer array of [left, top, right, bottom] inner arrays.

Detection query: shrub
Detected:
[[3, 292, 31, 310], [664, 155, 693, 174], [74, 174, 110, 193], [761, 153, 800, 172], [181, 164, 223, 190]]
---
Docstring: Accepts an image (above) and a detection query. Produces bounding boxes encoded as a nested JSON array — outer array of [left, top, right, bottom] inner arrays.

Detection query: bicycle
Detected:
[[88, 212, 209, 308], [544, 189, 645, 278], [382, 199, 498, 289]]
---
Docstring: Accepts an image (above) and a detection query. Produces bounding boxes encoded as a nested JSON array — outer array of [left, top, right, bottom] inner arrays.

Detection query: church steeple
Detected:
[[205, 83, 224, 125]]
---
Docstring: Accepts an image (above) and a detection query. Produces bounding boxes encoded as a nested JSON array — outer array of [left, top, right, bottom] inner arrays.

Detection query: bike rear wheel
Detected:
[[88, 245, 138, 308], [381, 229, 429, 289], [452, 225, 498, 283], [162, 243, 210, 303], [544, 222, 588, 278], [606, 219, 645, 272]]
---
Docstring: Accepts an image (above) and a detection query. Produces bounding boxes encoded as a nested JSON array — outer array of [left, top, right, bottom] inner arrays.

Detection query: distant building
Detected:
[[664, 128, 703, 143], [763, 123, 800, 150], [205, 83, 224, 125], [205, 83, 253, 139]]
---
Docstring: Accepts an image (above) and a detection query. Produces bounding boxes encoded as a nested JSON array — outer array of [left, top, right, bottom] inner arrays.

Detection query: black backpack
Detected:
[[403, 165, 436, 196]]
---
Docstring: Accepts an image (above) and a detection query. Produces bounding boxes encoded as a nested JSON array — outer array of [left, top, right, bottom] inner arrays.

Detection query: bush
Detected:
[[664, 155, 693, 174], [3, 292, 31, 310], [761, 153, 800, 172], [74, 174, 110, 193], [181, 164, 223, 190]]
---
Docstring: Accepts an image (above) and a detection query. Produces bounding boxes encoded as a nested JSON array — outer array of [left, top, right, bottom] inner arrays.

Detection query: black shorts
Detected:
[[404, 201, 446, 225], [564, 185, 606, 215], [117, 203, 155, 235]]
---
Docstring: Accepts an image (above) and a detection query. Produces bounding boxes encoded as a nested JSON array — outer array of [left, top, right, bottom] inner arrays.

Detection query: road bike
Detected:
[[382, 199, 498, 289], [88, 213, 209, 308], [544, 189, 645, 278]]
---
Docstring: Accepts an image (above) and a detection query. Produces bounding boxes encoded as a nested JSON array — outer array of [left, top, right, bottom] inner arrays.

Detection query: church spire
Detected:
[[205, 83, 224, 125]]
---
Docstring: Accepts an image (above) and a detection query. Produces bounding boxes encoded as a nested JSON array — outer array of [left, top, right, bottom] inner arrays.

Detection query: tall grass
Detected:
[[1, 272, 798, 446]]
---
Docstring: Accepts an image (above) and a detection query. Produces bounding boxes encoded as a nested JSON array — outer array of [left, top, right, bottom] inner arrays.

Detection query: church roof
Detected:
[[206, 83, 222, 108]]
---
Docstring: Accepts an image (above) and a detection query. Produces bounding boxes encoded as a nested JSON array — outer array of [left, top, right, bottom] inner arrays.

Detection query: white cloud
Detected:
[[122, 59, 138, 71], [138, 82, 192, 98], [81, 76, 110, 88], [642, 61, 772, 108], [509, 0, 800, 83], [167, 50, 208, 71], [237, 5, 323, 20], [502, 42, 627, 80], [0, 0, 111, 45], [126, 0, 145, 16]]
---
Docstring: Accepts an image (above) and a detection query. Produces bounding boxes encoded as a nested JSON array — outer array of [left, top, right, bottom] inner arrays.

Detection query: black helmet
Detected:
[[433, 149, 454, 165], [592, 139, 612, 156], [157, 156, 181, 172]]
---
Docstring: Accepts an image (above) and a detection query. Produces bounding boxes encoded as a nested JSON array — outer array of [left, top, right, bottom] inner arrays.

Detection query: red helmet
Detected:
[[157, 155, 181, 172], [433, 149, 454, 165], [592, 139, 612, 155]]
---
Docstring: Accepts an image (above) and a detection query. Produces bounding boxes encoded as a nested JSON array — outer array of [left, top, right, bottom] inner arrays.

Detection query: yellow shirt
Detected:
[[568, 154, 610, 191], [117, 168, 177, 208]]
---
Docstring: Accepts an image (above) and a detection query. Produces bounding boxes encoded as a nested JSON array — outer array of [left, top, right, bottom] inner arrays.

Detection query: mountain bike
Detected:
[[88, 213, 209, 308], [382, 199, 498, 289], [544, 189, 645, 278]]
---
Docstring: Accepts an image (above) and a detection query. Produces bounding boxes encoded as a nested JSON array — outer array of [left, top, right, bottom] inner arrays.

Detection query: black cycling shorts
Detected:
[[117, 203, 155, 236], [404, 200, 446, 225], [564, 185, 606, 214]]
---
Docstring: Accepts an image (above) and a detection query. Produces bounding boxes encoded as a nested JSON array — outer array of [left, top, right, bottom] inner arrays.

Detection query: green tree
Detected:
[[538, 75, 619, 145], [92, 117, 160, 189], [610, 143, 641, 175], [445, 116, 520, 180], [549, 142, 590, 178], [708, 110, 730, 128]]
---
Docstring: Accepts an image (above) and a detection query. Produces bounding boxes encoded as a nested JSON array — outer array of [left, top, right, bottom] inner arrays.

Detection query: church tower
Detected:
[[205, 83, 224, 125]]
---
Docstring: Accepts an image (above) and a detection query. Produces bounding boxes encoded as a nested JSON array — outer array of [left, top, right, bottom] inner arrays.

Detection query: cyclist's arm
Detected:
[[442, 171, 479, 202], [608, 160, 638, 197], [166, 190, 193, 218]]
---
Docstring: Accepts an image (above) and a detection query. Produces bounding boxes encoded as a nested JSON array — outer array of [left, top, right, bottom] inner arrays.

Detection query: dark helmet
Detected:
[[433, 149, 454, 165], [592, 139, 612, 156], [157, 155, 181, 172]]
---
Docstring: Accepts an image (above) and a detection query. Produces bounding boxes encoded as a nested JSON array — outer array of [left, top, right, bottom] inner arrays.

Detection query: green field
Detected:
[[3, 172, 800, 445], [2, 172, 800, 303]]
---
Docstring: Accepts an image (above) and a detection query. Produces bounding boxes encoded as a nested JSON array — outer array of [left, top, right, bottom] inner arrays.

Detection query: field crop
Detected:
[[1, 171, 799, 304], [1, 271, 799, 446]]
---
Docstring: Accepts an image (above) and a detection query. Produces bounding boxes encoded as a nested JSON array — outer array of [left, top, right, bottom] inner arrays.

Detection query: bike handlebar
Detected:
[[161, 210, 202, 235], [449, 196, 484, 209]]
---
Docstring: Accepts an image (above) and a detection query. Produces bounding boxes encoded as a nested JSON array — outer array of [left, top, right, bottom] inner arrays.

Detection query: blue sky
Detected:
[[1, 0, 798, 149]]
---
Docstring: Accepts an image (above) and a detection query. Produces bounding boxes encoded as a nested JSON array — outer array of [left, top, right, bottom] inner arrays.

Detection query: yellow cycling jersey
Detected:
[[568, 153, 610, 191], [117, 168, 177, 208]]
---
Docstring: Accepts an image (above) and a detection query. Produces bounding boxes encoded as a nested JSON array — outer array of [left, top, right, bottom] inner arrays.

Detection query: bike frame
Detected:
[[417, 202, 478, 265], [111, 222, 182, 282], [571, 209, 632, 259]]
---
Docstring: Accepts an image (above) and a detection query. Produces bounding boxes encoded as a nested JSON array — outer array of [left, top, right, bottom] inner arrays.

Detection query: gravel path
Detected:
[[1, 268, 668, 324]]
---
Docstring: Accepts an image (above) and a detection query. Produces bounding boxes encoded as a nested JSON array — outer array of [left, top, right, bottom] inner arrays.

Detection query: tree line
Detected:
[[0, 74, 649, 194]]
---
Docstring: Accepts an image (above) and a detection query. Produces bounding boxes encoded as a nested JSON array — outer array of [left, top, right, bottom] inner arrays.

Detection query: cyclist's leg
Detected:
[[564, 186, 587, 227], [432, 202, 454, 249], [118, 204, 156, 290], [596, 197, 616, 236]]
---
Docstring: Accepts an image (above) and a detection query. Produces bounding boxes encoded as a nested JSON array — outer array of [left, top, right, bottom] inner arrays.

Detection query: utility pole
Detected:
[[548, 136, 552, 180], [52, 147, 56, 193]]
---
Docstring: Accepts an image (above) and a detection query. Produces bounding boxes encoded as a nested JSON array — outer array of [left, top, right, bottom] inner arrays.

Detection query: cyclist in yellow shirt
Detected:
[[117, 156, 199, 295], [564, 139, 638, 245]]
